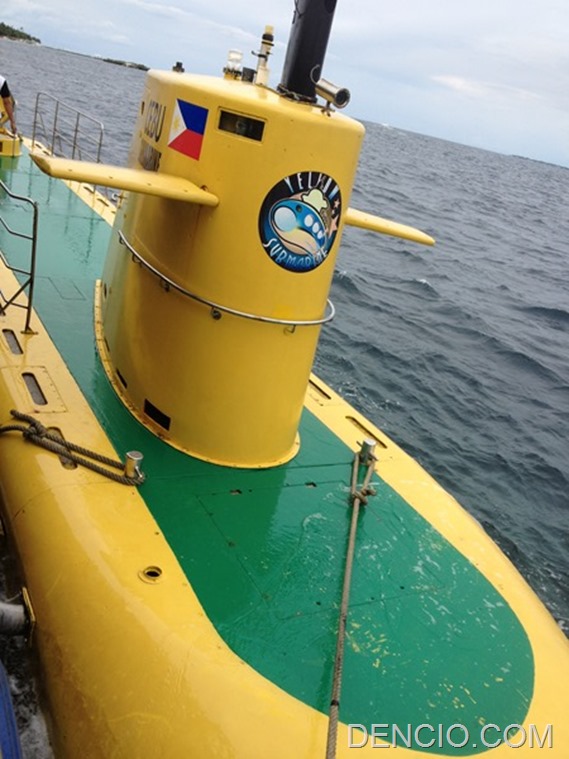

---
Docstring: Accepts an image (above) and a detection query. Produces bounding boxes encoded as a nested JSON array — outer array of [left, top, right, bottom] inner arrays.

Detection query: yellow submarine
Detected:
[[0, 1, 567, 756]]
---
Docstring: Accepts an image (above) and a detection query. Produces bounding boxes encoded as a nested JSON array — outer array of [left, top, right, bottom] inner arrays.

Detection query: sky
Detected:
[[3, 0, 569, 167]]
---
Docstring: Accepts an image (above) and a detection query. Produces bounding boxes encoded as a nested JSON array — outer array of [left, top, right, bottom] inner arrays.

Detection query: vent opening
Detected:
[[139, 565, 163, 583], [47, 427, 77, 469], [309, 379, 332, 400], [22, 372, 47, 405], [346, 416, 388, 449], [144, 399, 171, 431], [2, 329, 23, 355]]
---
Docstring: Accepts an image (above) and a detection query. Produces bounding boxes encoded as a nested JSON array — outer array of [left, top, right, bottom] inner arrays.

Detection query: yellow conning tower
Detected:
[[32, 6, 433, 468], [99, 73, 364, 467]]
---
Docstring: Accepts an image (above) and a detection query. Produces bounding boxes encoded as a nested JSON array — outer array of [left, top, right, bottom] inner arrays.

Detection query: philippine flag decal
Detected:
[[168, 99, 209, 160]]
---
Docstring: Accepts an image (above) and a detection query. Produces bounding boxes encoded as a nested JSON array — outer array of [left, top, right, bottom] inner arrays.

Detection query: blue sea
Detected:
[[1, 37, 568, 757]]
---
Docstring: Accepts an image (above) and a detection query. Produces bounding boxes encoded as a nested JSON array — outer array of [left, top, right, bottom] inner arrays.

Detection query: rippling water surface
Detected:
[[1, 37, 568, 757]]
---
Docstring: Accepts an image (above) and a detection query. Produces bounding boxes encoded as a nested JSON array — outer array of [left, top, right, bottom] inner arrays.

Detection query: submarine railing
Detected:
[[0, 180, 39, 333], [31, 92, 104, 164], [29, 93, 118, 204], [118, 231, 336, 327]]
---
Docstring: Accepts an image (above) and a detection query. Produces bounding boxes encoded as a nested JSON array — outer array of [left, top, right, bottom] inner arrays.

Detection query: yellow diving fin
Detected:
[[31, 155, 219, 207], [344, 207, 435, 246]]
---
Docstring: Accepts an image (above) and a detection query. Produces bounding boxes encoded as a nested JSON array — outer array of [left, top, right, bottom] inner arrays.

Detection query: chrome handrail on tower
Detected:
[[118, 231, 336, 327]]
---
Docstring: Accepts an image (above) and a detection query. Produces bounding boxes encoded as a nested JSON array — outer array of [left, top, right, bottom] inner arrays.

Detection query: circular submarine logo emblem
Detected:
[[259, 171, 342, 273]]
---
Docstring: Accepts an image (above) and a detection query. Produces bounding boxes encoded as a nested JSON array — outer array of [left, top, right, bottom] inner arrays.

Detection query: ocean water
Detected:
[[1, 37, 568, 756]]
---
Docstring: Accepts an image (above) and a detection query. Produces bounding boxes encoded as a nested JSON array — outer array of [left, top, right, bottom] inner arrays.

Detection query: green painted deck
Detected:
[[0, 149, 534, 754]]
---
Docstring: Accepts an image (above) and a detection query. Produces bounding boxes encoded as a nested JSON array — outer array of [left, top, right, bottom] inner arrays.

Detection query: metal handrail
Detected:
[[0, 180, 39, 333], [31, 93, 105, 163], [118, 231, 335, 327]]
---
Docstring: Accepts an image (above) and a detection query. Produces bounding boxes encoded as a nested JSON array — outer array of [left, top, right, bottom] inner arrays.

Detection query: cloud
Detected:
[[2, 0, 569, 165], [432, 75, 541, 103]]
